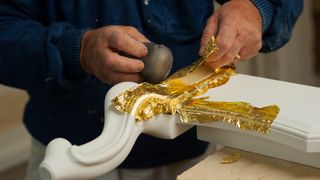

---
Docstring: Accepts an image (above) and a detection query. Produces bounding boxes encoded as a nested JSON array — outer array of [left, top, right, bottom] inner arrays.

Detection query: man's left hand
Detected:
[[199, 0, 262, 69]]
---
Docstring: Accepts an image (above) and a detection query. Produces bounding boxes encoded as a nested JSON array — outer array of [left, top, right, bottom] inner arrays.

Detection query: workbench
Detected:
[[177, 147, 320, 180]]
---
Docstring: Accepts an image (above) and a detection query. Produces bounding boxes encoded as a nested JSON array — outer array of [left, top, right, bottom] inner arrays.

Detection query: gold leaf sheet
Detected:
[[112, 37, 279, 134]]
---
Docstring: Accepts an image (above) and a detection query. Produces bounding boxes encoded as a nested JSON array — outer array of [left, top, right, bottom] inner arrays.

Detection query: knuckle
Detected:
[[237, 35, 246, 43], [115, 38, 124, 48], [108, 31, 117, 44], [127, 26, 137, 33], [203, 28, 212, 37], [217, 38, 229, 51], [109, 31, 123, 47], [109, 26, 121, 32]]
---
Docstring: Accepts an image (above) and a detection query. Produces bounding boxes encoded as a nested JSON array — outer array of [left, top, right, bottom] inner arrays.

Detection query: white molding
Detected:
[[0, 125, 31, 173], [198, 74, 320, 153]]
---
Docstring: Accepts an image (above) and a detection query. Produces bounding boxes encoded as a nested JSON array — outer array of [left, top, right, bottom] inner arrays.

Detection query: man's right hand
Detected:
[[80, 26, 149, 85]]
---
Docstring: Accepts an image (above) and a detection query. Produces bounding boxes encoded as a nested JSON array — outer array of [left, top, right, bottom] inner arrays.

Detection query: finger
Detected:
[[238, 49, 258, 61], [206, 20, 237, 62], [204, 37, 242, 69], [239, 51, 258, 61], [100, 71, 144, 85], [109, 30, 148, 58], [219, 37, 242, 63], [104, 50, 144, 73], [123, 26, 150, 43], [238, 40, 262, 60], [199, 15, 218, 56], [205, 58, 231, 69]]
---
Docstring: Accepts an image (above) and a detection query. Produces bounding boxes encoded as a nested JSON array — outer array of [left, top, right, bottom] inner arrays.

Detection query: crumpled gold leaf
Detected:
[[112, 37, 279, 134], [221, 152, 241, 164]]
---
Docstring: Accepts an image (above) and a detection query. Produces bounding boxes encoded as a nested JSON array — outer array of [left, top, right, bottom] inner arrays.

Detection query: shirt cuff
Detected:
[[251, 0, 275, 34], [56, 29, 89, 78]]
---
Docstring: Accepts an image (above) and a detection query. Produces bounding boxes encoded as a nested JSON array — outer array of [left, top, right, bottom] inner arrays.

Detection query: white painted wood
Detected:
[[40, 82, 193, 180], [196, 74, 320, 168], [40, 73, 320, 179]]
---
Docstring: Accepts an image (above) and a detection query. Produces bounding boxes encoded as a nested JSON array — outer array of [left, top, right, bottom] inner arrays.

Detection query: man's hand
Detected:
[[199, 0, 262, 69], [80, 26, 149, 85]]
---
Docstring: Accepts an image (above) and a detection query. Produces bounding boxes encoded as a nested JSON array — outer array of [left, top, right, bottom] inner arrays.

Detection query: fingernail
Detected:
[[141, 44, 148, 55], [139, 60, 145, 70]]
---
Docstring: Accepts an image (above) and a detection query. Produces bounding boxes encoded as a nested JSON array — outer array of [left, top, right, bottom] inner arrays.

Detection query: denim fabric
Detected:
[[261, 0, 303, 52], [0, 0, 302, 168]]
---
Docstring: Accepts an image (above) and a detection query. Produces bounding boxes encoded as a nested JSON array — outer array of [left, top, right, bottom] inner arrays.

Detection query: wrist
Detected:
[[56, 28, 90, 78], [80, 30, 92, 74], [250, 0, 275, 34]]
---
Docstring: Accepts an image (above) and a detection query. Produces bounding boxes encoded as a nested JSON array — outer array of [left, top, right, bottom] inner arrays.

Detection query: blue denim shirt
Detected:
[[0, 0, 302, 168]]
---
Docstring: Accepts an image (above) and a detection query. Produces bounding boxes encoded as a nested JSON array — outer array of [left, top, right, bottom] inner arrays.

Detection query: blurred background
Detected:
[[0, 1, 319, 179]]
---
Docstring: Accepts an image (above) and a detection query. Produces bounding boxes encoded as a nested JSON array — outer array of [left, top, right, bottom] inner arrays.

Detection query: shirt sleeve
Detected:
[[251, 0, 303, 53], [251, 0, 274, 34], [0, 0, 90, 91]]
